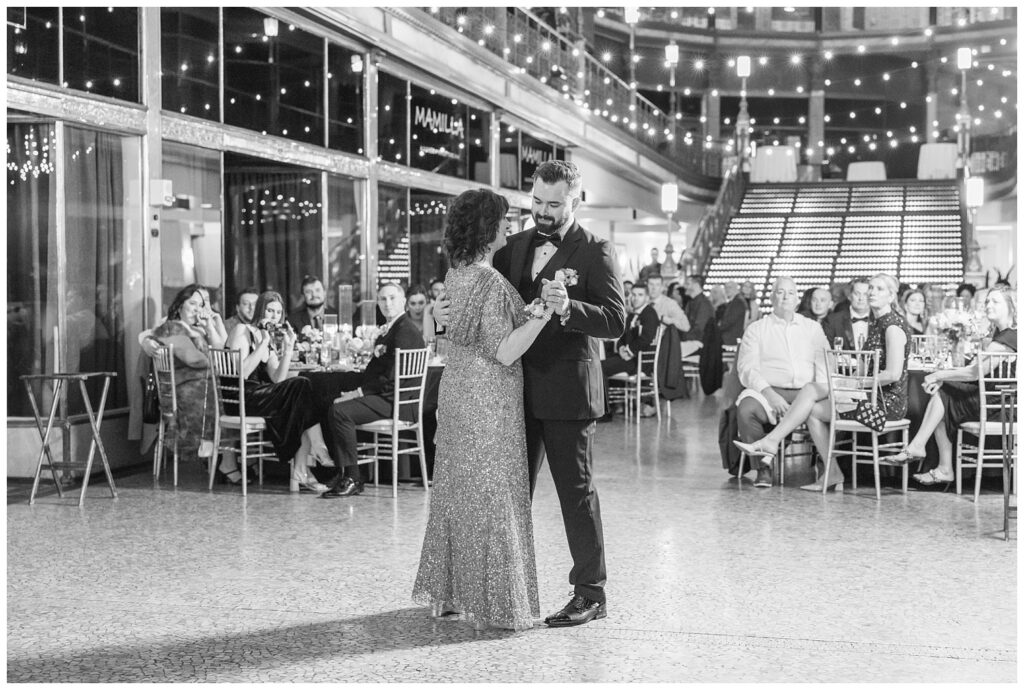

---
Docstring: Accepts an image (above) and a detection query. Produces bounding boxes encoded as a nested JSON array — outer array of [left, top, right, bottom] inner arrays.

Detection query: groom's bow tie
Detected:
[[531, 231, 561, 248], [851, 315, 869, 323]]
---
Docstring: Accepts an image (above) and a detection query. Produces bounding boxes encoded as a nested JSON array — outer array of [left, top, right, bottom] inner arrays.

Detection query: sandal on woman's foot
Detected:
[[913, 469, 954, 485], [217, 468, 252, 485], [890, 448, 926, 465]]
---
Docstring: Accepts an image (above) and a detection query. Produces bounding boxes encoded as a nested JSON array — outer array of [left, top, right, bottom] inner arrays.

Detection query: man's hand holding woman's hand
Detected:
[[540, 279, 569, 316]]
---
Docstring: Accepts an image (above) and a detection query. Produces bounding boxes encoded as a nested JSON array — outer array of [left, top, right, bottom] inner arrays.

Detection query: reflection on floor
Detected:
[[6, 392, 1016, 682]]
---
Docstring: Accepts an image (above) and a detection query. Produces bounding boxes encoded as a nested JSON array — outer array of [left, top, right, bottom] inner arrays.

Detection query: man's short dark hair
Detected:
[[631, 283, 648, 293], [301, 275, 323, 290], [687, 275, 705, 289], [534, 160, 582, 195], [956, 282, 977, 297], [377, 282, 406, 296], [237, 286, 259, 305], [850, 276, 870, 289]]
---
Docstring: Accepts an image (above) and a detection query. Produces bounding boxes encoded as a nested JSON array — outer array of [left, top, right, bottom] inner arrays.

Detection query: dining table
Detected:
[[296, 361, 445, 483]]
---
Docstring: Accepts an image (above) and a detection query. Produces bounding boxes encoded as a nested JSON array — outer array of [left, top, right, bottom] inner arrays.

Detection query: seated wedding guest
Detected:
[[622, 279, 634, 298], [710, 285, 727, 323], [830, 281, 850, 314], [736, 273, 908, 492], [224, 286, 259, 335], [823, 277, 870, 349], [668, 281, 685, 311], [147, 285, 217, 467], [428, 278, 446, 303], [646, 274, 689, 334], [719, 281, 748, 345], [899, 288, 931, 336], [423, 278, 445, 338], [740, 280, 761, 324], [600, 282, 660, 420], [798, 287, 816, 316], [637, 248, 662, 284], [680, 275, 714, 355], [196, 285, 228, 347], [798, 287, 833, 326], [227, 290, 331, 493], [731, 276, 829, 488], [288, 274, 336, 333], [896, 285, 1017, 485], [321, 283, 425, 498], [405, 284, 429, 334]]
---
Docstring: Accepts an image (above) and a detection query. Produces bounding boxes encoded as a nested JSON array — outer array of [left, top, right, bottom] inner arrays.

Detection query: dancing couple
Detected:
[[412, 160, 627, 631]]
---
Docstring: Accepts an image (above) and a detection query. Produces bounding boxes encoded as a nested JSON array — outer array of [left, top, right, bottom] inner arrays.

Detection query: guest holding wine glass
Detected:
[[893, 285, 1017, 485]]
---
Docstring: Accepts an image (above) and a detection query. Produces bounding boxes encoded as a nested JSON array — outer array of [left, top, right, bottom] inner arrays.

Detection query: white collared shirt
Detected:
[[531, 218, 572, 281], [737, 311, 829, 393]]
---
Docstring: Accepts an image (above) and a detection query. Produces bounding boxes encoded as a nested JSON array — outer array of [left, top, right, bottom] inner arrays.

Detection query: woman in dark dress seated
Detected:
[[893, 285, 1017, 485], [899, 288, 931, 336], [225, 291, 330, 493]]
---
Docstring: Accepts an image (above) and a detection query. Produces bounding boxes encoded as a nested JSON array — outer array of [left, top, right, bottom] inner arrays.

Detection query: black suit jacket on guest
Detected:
[[493, 221, 627, 420], [718, 295, 748, 344], [822, 309, 854, 348], [288, 306, 338, 333], [359, 313, 425, 401], [617, 304, 660, 357], [683, 293, 714, 342]]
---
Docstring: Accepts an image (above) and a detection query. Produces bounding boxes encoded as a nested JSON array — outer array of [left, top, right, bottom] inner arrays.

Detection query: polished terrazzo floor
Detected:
[[6, 393, 1017, 682]]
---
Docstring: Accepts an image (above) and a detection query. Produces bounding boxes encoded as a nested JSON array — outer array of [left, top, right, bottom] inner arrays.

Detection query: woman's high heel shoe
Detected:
[[733, 439, 777, 465], [799, 476, 844, 492], [216, 468, 252, 485], [290, 466, 329, 493]]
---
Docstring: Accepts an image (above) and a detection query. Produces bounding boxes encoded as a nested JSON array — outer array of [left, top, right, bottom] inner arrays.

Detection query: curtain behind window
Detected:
[[223, 154, 323, 313], [63, 126, 128, 414]]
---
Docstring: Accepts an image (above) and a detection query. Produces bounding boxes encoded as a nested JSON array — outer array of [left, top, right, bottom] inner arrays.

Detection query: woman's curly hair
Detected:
[[444, 189, 509, 266]]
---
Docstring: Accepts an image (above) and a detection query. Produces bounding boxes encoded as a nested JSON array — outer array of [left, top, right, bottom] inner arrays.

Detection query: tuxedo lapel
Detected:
[[507, 231, 532, 290]]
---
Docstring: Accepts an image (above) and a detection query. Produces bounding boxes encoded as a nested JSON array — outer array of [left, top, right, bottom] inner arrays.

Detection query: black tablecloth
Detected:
[[300, 366, 444, 482]]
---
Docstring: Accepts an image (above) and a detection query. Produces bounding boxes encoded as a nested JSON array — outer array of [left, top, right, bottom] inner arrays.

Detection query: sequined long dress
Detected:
[[412, 264, 540, 631]]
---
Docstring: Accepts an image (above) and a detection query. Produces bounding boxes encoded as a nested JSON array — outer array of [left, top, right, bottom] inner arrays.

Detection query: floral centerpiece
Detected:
[[932, 307, 986, 366], [344, 325, 383, 367], [296, 325, 325, 364]]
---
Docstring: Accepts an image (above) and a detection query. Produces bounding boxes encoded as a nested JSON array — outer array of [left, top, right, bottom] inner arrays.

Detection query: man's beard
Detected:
[[305, 299, 325, 310], [532, 212, 565, 234]]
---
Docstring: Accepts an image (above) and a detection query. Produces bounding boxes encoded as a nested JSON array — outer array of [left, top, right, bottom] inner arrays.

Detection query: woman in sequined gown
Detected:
[[413, 189, 553, 631]]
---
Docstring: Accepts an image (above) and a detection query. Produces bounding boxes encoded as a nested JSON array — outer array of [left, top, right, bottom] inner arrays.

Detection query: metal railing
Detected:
[[689, 162, 745, 277], [426, 7, 723, 178]]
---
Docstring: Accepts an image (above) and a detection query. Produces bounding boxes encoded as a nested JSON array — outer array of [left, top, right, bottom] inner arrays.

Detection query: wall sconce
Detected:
[[263, 17, 279, 37]]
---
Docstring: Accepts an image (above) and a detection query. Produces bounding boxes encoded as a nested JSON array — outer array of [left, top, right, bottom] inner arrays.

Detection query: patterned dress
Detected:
[[864, 309, 911, 420], [151, 320, 216, 458], [412, 264, 540, 631]]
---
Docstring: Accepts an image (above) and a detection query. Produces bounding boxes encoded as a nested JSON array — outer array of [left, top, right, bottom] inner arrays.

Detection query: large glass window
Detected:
[[7, 120, 57, 417], [62, 7, 140, 102], [6, 8, 60, 85], [377, 184, 409, 286], [499, 123, 520, 189], [467, 106, 490, 183], [223, 153, 323, 314], [410, 84, 469, 178], [409, 189, 452, 289], [377, 71, 408, 165], [326, 174, 364, 314], [327, 43, 365, 155], [160, 141, 223, 313], [520, 131, 558, 192], [160, 7, 220, 122], [224, 8, 325, 146]]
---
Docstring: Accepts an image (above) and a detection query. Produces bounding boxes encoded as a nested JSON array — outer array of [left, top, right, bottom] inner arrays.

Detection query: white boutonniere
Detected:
[[554, 268, 579, 287], [373, 343, 387, 358], [523, 298, 551, 321]]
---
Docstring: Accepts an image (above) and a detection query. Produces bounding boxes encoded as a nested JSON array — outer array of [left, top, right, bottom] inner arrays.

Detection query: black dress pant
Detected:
[[526, 415, 607, 603], [329, 394, 392, 479]]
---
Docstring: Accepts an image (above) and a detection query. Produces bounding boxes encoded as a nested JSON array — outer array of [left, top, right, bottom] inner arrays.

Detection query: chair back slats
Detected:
[[825, 349, 880, 412], [636, 326, 663, 374], [977, 351, 1017, 424], [393, 348, 430, 423], [208, 348, 246, 419], [152, 345, 177, 414]]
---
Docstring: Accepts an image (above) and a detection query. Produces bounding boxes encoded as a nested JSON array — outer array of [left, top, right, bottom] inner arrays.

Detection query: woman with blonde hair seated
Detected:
[[893, 285, 1017, 485], [735, 273, 910, 492]]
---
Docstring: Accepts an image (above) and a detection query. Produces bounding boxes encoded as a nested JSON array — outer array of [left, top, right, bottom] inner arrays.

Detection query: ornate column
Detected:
[[807, 55, 826, 167]]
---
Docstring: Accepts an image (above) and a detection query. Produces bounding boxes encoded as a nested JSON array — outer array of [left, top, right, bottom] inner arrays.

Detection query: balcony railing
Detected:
[[688, 161, 745, 277], [425, 7, 723, 179]]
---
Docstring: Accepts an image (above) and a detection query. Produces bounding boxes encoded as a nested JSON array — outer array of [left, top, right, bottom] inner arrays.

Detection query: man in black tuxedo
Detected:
[[491, 160, 626, 627], [600, 282, 660, 418], [288, 275, 337, 334], [321, 283, 425, 498], [822, 277, 870, 350]]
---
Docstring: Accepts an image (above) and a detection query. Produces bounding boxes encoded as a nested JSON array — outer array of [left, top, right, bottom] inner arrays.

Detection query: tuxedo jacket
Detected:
[[822, 309, 854, 349], [287, 306, 338, 334], [493, 221, 627, 420], [360, 313, 425, 401], [617, 304, 660, 357]]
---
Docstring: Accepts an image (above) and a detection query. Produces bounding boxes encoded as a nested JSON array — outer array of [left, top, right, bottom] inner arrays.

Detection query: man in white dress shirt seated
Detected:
[[735, 276, 829, 487], [646, 274, 689, 335]]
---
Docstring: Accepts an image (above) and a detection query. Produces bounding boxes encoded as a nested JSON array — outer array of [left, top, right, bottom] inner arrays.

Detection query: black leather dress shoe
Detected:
[[544, 594, 607, 627], [318, 477, 364, 498]]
